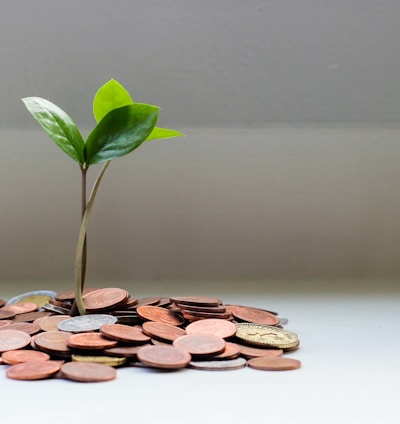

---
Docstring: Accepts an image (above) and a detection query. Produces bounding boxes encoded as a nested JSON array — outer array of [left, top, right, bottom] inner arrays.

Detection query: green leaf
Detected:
[[85, 103, 159, 165], [22, 97, 85, 164], [146, 127, 185, 141], [93, 79, 133, 123]]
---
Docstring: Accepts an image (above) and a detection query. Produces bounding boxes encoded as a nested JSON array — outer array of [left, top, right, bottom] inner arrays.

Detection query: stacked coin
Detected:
[[0, 288, 302, 381]]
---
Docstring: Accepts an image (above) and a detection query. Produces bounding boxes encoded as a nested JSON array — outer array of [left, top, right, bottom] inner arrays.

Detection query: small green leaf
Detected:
[[93, 79, 133, 123], [85, 103, 159, 165], [22, 97, 85, 164], [146, 127, 185, 141]]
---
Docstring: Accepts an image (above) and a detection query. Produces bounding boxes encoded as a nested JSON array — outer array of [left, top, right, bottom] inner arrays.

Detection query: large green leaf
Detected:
[[93, 79, 133, 123], [85, 103, 159, 165], [146, 127, 185, 141], [22, 97, 85, 164]]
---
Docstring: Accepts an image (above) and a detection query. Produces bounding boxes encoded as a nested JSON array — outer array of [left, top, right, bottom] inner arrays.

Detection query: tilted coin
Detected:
[[0, 322, 40, 335], [100, 324, 151, 344], [67, 333, 118, 350], [55, 287, 99, 302], [188, 357, 247, 371], [170, 296, 222, 307], [0, 330, 31, 352], [210, 342, 241, 360], [237, 344, 283, 359], [230, 305, 280, 326], [6, 360, 62, 380], [173, 334, 226, 357], [83, 287, 130, 312], [247, 356, 301, 371], [34, 331, 72, 356], [0, 310, 16, 320], [6, 290, 57, 308], [185, 319, 237, 339], [103, 345, 143, 359], [137, 305, 185, 326], [12, 311, 52, 323], [142, 321, 186, 342], [235, 323, 299, 349], [42, 303, 71, 315], [0, 320, 13, 328], [2, 302, 38, 315], [137, 344, 191, 369], [60, 361, 116, 382], [2, 349, 50, 364], [71, 354, 127, 367], [57, 314, 117, 333], [36, 315, 71, 332]]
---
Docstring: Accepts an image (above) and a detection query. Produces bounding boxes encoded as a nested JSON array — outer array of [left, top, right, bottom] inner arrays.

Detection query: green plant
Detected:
[[22, 79, 184, 315]]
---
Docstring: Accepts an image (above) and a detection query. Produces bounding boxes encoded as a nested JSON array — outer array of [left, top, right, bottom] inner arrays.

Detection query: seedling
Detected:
[[22, 79, 184, 315]]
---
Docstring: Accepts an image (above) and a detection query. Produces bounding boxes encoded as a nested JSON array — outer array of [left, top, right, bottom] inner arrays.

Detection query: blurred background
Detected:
[[1, 1, 400, 294]]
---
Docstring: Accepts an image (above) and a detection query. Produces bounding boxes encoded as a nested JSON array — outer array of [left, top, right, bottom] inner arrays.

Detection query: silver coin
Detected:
[[42, 303, 71, 315], [57, 314, 117, 333], [277, 316, 289, 326], [6, 290, 57, 305], [188, 357, 247, 371]]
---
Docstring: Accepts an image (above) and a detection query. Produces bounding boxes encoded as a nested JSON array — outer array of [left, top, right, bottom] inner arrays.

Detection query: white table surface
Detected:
[[0, 283, 399, 424]]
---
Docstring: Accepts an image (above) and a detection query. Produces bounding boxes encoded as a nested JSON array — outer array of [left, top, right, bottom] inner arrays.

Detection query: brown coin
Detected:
[[182, 310, 233, 321], [211, 342, 241, 360], [142, 321, 186, 342], [67, 332, 118, 350], [0, 322, 40, 335], [170, 296, 222, 307], [6, 360, 62, 380], [100, 324, 151, 344], [238, 344, 283, 359], [133, 297, 161, 308], [83, 287, 130, 312], [103, 345, 144, 359], [0, 329, 31, 352], [13, 311, 52, 323], [0, 309, 16, 320], [175, 303, 227, 313], [247, 356, 301, 371], [60, 361, 116, 382], [230, 305, 280, 326], [2, 349, 50, 364], [2, 302, 38, 315], [123, 297, 139, 308], [188, 357, 247, 371], [0, 320, 13, 328], [34, 331, 72, 355], [150, 338, 171, 346], [185, 319, 237, 339], [137, 305, 185, 326], [55, 287, 99, 302], [173, 334, 226, 357], [137, 344, 191, 369], [36, 315, 71, 332]]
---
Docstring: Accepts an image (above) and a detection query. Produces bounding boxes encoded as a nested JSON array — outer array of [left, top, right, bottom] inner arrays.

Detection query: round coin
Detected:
[[188, 357, 247, 371], [170, 296, 222, 307], [60, 361, 116, 382], [37, 315, 71, 332], [57, 314, 117, 333], [2, 302, 38, 315], [0, 322, 40, 335], [173, 334, 226, 357], [83, 288, 129, 312], [0, 330, 31, 352], [137, 344, 191, 369], [237, 344, 283, 359], [6, 360, 62, 380], [247, 356, 301, 371], [230, 305, 280, 326], [34, 331, 72, 356], [55, 287, 99, 302], [211, 342, 241, 360], [71, 354, 127, 367], [142, 321, 186, 342], [6, 290, 57, 308], [67, 333, 118, 350], [185, 318, 237, 339], [137, 305, 185, 326], [100, 324, 151, 344], [0, 309, 16, 319], [103, 345, 143, 359], [235, 323, 299, 349], [2, 349, 50, 365]]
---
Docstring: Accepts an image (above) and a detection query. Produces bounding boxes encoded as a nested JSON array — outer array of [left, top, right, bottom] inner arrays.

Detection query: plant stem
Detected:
[[74, 161, 111, 315]]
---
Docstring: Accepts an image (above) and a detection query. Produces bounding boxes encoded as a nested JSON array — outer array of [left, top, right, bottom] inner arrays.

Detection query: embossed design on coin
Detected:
[[137, 345, 191, 369], [230, 305, 280, 326], [0, 330, 31, 352], [188, 357, 247, 371], [185, 318, 237, 339], [6, 360, 62, 380], [60, 361, 117, 382], [247, 356, 301, 371], [83, 287, 129, 312], [57, 314, 117, 333], [235, 323, 299, 349]]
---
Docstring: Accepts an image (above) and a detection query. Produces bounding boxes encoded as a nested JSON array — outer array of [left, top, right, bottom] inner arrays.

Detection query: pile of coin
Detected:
[[0, 288, 301, 382]]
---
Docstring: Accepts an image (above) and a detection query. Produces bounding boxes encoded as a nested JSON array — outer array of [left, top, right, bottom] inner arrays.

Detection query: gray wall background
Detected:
[[1, 1, 400, 287]]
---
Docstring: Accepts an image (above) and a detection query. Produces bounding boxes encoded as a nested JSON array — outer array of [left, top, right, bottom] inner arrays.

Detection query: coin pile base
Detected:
[[0, 289, 302, 382]]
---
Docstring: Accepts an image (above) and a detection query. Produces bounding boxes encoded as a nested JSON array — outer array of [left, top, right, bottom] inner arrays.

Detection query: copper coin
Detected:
[[2, 349, 50, 365], [55, 287, 99, 302], [100, 324, 151, 344], [170, 296, 222, 307], [13, 311, 52, 323], [173, 334, 226, 356], [2, 302, 38, 315], [60, 361, 116, 382], [57, 314, 117, 333], [0, 322, 40, 335], [6, 360, 62, 380], [123, 297, 139, 308], [175, 303, 227, 313], [34, 331, 72, 355], [238, 344, 283, 359], [0, 309, 16, 320], [103, 345, 144, 359], [185, 319, 237, 339], [67, 332, 118, 350], [182, 310, 233, 321], [247, 356, 301, 371], [83, 287, 130, 312], [137, 305, 184, 326], [0, 329, 31, 352], [0, 320, 13, 328], [37, 315, 71, 332], [142, 321, 186, 342], [137, 344, 191, 369], [230, 305, 280, 326], [188, 357, 247, 371], [211, 342, 241, 360], [133, 297, 161, 308]]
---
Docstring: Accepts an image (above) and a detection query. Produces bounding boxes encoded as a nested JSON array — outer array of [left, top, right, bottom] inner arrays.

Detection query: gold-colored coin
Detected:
[[71, 354, 127, 367], [19, 295, 52, 308], [235, 323, 299, 349]]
